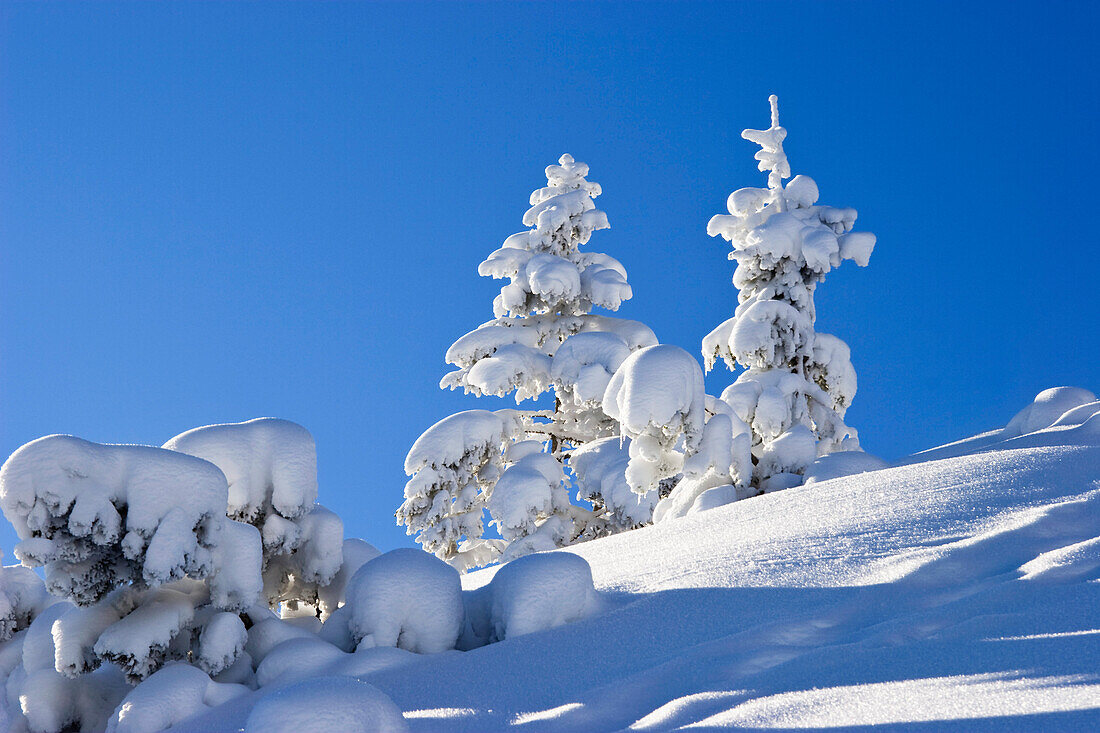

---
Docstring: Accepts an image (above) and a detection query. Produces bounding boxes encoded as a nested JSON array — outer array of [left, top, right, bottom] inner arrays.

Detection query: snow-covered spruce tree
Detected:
[[397, 154, 658, 570], [704, 95, 876, 491]]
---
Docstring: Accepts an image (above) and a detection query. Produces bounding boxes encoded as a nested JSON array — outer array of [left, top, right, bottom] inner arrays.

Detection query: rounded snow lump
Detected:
[[489, 551, 600, 641], [345, 548, 464, 654], [245, 676, 408, 733], [1005, 387, 1097, 437]]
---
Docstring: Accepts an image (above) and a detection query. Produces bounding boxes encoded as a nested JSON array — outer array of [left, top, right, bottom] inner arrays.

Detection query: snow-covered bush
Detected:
[[705, 95, 875, 490], [344, 549, 464, 654], [486, 551, 601, 642], [0, 436, 239, 605], [0, 419, 379, 732], [163, 418, 343, 616], [400, 154, 659, 569], [803, 450, 889, 485], [0, 436, 266, 688]]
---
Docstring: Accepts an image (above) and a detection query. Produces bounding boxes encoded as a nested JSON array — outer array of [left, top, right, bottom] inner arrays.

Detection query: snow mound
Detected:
[[345, 549, 464, 654], [487, 552, 600, 642], [1005, 387, 1097, 437], [106, 664, 247, 733], [244, 676, 408, 733], [803, 450, 889, 485]]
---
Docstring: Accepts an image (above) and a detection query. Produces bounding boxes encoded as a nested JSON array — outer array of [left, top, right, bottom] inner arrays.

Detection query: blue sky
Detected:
[[2, 1, 1098, 554]]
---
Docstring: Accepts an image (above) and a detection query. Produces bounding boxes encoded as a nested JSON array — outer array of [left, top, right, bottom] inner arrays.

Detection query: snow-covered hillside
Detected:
[[159, 392, 1100, 731], [2, 390, 1098, 732]]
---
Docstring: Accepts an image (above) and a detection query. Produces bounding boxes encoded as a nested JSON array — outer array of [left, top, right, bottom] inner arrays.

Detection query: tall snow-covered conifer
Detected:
[[705, 96, 876, 491], [398, 154, 658, 570]]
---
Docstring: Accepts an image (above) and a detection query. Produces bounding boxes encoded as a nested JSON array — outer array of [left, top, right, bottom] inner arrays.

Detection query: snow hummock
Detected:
[[486, 552, 601, 642], [243, 676, 408, 733], [344, 549, 464, 654]]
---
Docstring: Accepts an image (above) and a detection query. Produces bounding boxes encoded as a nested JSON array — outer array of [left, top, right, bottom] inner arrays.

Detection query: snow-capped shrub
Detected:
[[401, 154, 660, 569], [244, 676, 408, 733], [163, 418, 342, 615], [1004, 387, 1098, 437], [652, 413, 754, 522], [253, 636, 345, 688], [344, 549, 464, 654], [106, 663, 249, 733], [705, 95, 875, 489], [316, 538, 382, 613], [603, 345, 706, 495], [242, 613, 317, 667], [487, 551, 600, 641]]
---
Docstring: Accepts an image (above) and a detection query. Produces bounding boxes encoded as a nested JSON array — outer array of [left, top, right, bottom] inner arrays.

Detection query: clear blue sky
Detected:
[[2, 1, 1098, 554]]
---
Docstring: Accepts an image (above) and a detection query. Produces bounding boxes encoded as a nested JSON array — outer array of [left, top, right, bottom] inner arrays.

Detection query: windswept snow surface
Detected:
[[161, 400, 1100, 732]]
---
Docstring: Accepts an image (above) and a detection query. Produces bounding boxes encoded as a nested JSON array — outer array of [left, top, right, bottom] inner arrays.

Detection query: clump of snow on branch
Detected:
[[705, 95, 875, 490], [163, 418, 342, 616], [603, 345, 706, 495]]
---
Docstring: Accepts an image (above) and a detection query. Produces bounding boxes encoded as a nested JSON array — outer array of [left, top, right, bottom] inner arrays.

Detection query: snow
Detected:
[[0, 436, 228, 604], [569, 437, 657, 528], [344, 549, 464, 654], [243, 676, 408, 733], [803, 449, 888, 485], [3, 387, 1100, 731], [162, 418, 317, 523], [1004, 386, 1097, 437], [485, 552, 601, 642], [106, 663, 248, 733], [603, 345, 706, 494], [196, 612, 247, 676]]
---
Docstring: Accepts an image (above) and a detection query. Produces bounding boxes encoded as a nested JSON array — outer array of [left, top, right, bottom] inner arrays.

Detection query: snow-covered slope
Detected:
[[171, 395, 1100, 732]]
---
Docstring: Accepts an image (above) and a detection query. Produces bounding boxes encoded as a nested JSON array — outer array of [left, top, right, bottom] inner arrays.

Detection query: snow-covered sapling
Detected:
[[705, 95, 876, 490], [400, 154, 660, 569]]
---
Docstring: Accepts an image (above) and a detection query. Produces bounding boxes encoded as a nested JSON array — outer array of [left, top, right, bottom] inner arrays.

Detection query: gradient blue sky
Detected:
[[2, 1, 1098, 554]]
